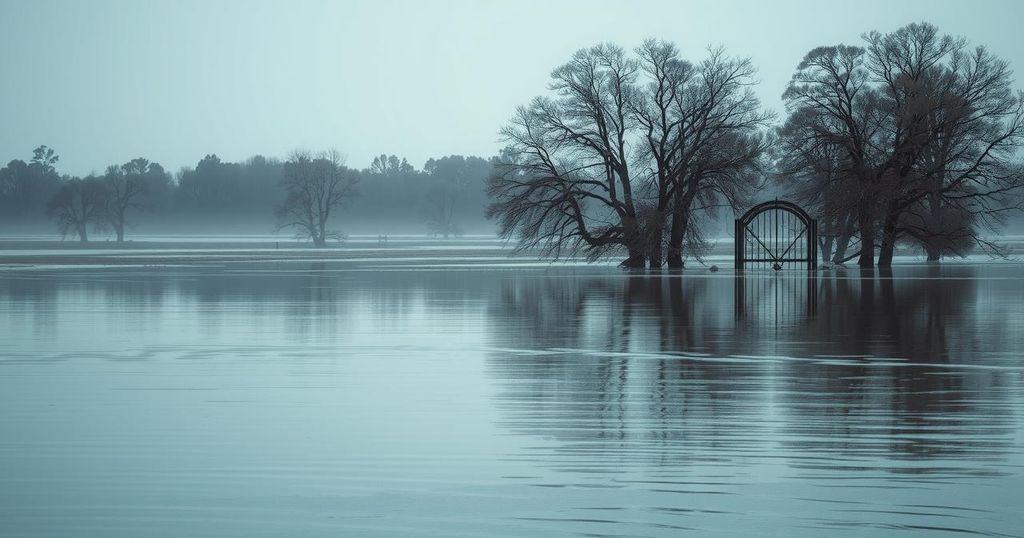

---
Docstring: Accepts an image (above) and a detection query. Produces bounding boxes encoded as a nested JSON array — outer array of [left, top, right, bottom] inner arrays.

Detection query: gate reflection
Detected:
[[733, 270, 818, 323], [486, 266, 1021, 465]]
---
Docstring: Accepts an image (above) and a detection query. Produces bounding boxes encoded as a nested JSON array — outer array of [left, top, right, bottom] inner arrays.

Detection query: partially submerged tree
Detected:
[[275, 149, 358, 247], [46, 177, 106, 241], [780, 22, 1024, 266], [775, 105, 864, 264], [487, 41, 771, 268], [632, 42, 774, 267], [487, 43, 646, 266]]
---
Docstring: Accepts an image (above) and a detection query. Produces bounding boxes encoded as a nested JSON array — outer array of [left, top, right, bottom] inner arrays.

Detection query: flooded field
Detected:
[[1, 249, 1023, 537]]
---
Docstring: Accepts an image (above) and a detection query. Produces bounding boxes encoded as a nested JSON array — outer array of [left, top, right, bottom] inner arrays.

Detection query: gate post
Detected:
[[734, 219, 744, 272], [809, 218, 818, 271]]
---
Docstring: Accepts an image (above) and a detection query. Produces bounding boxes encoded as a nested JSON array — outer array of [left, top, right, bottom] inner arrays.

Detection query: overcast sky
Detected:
[[2, 0, 1022, 176]]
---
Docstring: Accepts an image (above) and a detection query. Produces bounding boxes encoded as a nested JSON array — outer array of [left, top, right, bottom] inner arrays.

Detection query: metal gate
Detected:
[[735, 200, 817, 271]]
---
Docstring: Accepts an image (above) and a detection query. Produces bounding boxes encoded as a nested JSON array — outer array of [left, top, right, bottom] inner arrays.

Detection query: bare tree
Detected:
[[775, 108, 862, 263], [883, 46, 1023, 262], [46, 177, 105, 242], [781, 44, 888, 267], [102, 158, 152, 242], [488, 44, 647, 266], [632, 42, 773, 267], [275, 149, 358, 247], [781, 23, 1024, 267], [487, 41, 772, 268]]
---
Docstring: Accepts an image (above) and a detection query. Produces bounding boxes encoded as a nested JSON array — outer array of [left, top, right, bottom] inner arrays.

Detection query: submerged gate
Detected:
[[734, 200, 817, 271]]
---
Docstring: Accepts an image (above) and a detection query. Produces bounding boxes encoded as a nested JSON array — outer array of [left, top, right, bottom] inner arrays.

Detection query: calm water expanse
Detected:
[[2, 253, 1023, 537]]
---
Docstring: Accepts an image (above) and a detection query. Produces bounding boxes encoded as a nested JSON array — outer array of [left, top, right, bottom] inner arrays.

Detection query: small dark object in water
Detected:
[[709, 265, 719, 272], [772, 262, 783, 271]]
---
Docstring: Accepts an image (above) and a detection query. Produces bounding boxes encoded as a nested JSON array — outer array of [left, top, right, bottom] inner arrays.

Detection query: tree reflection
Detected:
[[487, 266, 1023, 472]]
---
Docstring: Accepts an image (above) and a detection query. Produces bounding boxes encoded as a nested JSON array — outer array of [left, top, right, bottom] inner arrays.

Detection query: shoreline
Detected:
[[0, 238, 1020, 269]]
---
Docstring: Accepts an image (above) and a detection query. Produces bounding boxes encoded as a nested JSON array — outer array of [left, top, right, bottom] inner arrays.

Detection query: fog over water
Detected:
[[4, 1, 1024, 535], [1, 258, 1023, 536]]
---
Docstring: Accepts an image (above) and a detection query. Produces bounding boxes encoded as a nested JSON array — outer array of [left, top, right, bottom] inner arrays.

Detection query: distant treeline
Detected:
[[0, 148, 496, 239], [6, 21, 1024, 264]]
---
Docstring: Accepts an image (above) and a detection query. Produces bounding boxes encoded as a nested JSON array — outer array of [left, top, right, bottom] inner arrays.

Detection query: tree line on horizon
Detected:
[[0, 147, 495, 243], [3, 22, 1023, 266]]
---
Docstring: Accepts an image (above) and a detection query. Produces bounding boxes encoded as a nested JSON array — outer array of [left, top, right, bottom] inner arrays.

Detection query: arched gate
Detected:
[[735, 200, 817, 271]]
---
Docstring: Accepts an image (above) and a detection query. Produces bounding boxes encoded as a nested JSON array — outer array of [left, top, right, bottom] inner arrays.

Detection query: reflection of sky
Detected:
[[1, 263, 1023, 536]]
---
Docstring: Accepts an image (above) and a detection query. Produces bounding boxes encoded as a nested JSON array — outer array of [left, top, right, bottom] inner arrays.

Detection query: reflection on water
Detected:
[[1, 263, 1023, 537]]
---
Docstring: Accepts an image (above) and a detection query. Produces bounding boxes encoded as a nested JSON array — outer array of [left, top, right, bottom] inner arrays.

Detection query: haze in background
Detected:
[[3, 0, 1023, 176]]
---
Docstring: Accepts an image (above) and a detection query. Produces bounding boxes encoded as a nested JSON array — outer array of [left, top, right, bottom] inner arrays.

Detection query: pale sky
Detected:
[[2, 0, 1022, 176]]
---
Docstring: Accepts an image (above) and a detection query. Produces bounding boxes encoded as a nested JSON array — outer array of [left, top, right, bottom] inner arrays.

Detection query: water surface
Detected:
[[1, 260, 1023, 537]]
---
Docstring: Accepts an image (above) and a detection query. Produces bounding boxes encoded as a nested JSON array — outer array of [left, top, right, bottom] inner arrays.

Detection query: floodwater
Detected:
[[1, 257, 1023, 537]]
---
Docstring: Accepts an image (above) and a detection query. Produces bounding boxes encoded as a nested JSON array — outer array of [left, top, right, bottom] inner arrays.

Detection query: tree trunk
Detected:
[[666, 212, 685, 269], [832, 213, 855, 264], [622, 234, 646, 269], [647, 218, 664, 269], [924, 190, 942, 262], [620, 217, 646, 269], [666, 191, 691, 269], [622, 250, 646, 268], [820, 234, 834, 265], [877, 209, 898, 268], [647, 246, 662, 268], [877, 239, 894, 267], [78, 224, 88, 242], [832, 239, 848, 264], [115, 222, 125, 242], [856, 201, 874, 268]]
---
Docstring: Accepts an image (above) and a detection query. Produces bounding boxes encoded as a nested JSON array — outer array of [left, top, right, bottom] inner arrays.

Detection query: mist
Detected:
[[5, 3, 1024, 537], [4, 0, 1024, 239]]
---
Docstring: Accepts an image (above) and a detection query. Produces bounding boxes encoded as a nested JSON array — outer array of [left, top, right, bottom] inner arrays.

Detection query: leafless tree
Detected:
[[781, 22, 1024, 267], [102, 158, 152, 242], [487, 41, 772, 268], [775, 108, 862, 263], [275, 149, 358, 247], [882, 46, 1024, 262], [782, 44, 889, 267], [632, 42, 774, 267], [46, 177, 105, 242], [488, 44, 647, 266]]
